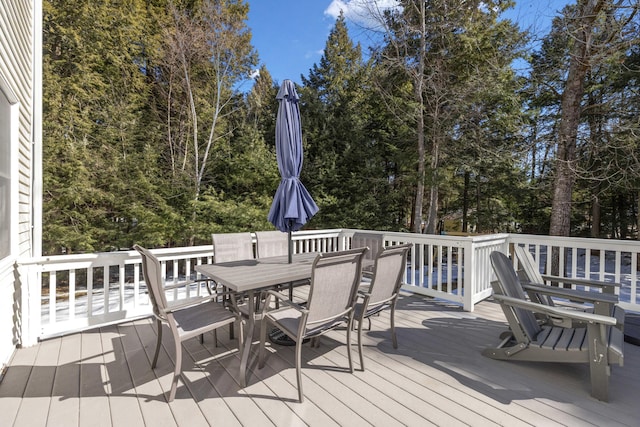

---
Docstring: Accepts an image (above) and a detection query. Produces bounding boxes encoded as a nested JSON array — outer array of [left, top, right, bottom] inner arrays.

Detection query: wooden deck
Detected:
[[1, 293, 638, 427]]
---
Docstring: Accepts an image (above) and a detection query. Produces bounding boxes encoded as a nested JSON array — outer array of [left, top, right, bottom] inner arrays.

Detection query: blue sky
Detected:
[[246, 0, 571, 86]]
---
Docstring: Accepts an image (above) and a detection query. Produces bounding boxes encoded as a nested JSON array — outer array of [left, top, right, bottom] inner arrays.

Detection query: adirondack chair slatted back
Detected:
[[305, 248, 367, 331], [212, 232, 254, 263], [135, 244, 169, 320], [490, 251, 542, 342], [514, 245, 556, 306]]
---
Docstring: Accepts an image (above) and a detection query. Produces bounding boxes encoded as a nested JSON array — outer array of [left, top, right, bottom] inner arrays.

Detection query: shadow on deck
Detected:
[[1, 294, 638, 426]]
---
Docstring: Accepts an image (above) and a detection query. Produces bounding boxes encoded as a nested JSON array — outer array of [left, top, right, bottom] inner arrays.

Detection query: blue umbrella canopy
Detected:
[[267, 80, 319, 236]]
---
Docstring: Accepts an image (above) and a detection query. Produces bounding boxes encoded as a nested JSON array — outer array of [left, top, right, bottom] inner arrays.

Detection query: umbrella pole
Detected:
[[288, 231, 293, 263]]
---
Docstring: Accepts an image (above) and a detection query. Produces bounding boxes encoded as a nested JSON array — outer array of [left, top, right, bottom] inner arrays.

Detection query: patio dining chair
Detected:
[[210, 232, 255, 295], [255, 230, 289, 258], [134, 245, 243, 402], [255, 230, 310, 303], [351, 232, 384, 277], [211, 232, 255, 336], [513, 245, 619, 316], [486, 250, 624, 401], [354, 243, 411, 370], [212, 232, 254, 263], [258, 247, 367, 402]]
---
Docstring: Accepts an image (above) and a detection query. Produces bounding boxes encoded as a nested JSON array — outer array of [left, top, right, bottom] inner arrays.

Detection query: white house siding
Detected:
[[0, 0, 42, 370]]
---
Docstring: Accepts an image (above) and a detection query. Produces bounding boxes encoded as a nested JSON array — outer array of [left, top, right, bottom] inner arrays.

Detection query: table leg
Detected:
[[238, 290, 255, 388]]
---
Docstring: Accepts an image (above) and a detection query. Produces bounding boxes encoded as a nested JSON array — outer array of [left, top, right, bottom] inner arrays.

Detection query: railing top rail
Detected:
[[508, 234, 640, 251], [20, 232, 640, 268], [17, 245, 214, 267]]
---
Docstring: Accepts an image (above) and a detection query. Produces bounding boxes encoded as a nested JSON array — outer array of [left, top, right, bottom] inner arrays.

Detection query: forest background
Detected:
[[42, 0, 640, 255]]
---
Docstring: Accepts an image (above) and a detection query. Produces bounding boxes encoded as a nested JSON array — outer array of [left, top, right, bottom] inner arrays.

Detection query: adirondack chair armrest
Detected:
[[521, 283, 619, 305], [539, 274, 619, 293], [493, 294, 618, 328]]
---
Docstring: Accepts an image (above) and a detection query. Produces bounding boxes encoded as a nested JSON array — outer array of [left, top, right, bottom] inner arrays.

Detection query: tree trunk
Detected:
[[424, 137, 439, 234], [549, 0, 604, 238], [591, 193, 601, 238], [462, 171, 470, 232], [413, 101, 426, 233], [411, 2, 428, 234]]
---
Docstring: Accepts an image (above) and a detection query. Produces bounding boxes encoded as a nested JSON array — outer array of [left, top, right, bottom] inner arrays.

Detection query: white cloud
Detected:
[[324, 0, 401, 28], [304, 49, 325, 60]]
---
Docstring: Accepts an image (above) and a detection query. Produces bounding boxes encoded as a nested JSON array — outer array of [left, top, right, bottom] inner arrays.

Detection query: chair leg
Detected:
[[229, 316, 235, 340], [346, 321, 354, 374], [357, 318, 365, 371], [390, 304, 398, 349], [258, 317, 267, 369], [152, 319, 162, 369], [587, 323, 610, 401], [236, 318, 244, 362], [295, 338, 304, 402], [168, 339, 182, 402]]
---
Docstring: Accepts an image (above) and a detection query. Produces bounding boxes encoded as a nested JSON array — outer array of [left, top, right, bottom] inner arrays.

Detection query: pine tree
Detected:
[[43, 0, 171, 253]]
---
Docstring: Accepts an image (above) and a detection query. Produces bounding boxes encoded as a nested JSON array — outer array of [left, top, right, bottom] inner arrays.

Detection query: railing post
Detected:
[[463, 239, 475, 312], [16, 262, 41, 346]]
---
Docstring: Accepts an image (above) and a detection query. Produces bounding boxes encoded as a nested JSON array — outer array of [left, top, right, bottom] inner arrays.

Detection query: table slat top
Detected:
[[195, 253, 318, 292]]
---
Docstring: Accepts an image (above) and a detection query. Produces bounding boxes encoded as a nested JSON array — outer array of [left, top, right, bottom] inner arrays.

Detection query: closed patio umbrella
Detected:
[[267, 79, 318, 262]]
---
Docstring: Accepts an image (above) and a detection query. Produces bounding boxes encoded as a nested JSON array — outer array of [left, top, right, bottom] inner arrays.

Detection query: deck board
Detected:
[[48, 333, 81, 427], [78, 326, 112, 427], [1, 293, 639, 427]]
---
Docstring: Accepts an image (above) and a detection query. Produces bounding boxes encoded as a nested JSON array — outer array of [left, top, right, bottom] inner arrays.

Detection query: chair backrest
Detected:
[[134, 245, 169, 320], [489, 251, 541, 342], [514, 245, 545, 284], [305, 248, 367, 328], [255, 230, 289, 258], [212, 232, 254, 263], [351, 232, 383, 264], [366, 243, 412, 309], [513, 245, 555, 306], [352, 233, 383, 275]]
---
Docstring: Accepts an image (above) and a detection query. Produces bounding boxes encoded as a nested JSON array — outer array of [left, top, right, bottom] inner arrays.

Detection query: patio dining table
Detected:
[[195, 252, 318, 387]]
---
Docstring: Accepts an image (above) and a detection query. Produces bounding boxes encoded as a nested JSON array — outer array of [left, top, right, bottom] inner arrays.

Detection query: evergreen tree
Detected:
[[370, 0, 525, 233], [42, 0, 172, 253], [300, 13, 402, 229], [549, 0, 638, 238]]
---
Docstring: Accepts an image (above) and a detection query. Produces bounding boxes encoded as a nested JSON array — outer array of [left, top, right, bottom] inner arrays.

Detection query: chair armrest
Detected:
[[162, 295, 217, 313], [539, 274, 619, 293], [261, 290, 308, 314], [493, 294, 619, 328], [522, 283, 619, 305], [161, 289, 241, 314], [163, 280, 210, 291]]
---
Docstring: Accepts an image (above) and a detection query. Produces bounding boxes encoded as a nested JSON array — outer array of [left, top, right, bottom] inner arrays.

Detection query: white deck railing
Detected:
[[507, 234, 639, 312], [15, 230, 639, 344]]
